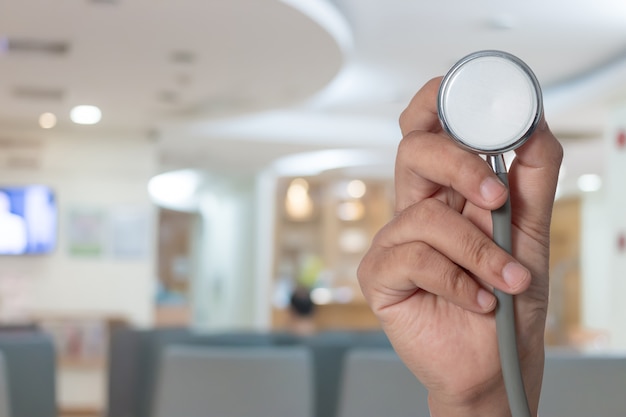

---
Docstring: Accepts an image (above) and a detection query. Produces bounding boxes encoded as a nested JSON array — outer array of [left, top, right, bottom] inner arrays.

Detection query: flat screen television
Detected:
[[0, 185, 57, 255]]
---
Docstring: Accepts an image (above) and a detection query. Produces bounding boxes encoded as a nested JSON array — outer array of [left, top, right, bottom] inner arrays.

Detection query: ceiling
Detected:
[[2, 0, 626, 196]]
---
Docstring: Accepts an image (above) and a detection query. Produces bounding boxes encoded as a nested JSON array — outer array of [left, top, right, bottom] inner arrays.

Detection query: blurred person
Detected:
[[0, 190, 28, 254], [287, 284, 316, 336], [357, 77, 563, 416]]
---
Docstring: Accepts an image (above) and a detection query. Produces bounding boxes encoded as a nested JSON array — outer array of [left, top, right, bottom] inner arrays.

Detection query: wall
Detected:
[[604, 108, 626, 349], [580, 107, 626, 350], [580, 191, 611, 344], [0, 130, 157, 325]]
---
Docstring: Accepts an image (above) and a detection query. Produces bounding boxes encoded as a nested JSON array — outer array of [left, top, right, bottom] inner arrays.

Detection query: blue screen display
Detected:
[[0, 185, 57, 255]]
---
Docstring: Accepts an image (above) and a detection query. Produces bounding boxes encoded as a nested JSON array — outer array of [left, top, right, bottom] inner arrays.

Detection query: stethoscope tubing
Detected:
[[489, 155, 532, 417]]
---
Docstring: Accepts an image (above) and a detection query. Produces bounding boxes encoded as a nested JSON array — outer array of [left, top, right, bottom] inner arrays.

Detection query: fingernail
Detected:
[[502, 262, 530, 290], [480, 177, 506, 203], [477, 289, 496, 311]]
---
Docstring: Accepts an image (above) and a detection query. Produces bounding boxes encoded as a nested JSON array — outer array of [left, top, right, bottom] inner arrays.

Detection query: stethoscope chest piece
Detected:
[[438, 50, 543, 155]]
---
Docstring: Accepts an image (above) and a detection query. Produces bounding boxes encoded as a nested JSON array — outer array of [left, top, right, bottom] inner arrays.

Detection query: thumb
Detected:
[[508, 119, 564, 240]]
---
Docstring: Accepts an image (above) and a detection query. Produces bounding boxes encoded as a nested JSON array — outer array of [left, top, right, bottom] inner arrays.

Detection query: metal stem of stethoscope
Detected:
[[438, 50, 544, 417]]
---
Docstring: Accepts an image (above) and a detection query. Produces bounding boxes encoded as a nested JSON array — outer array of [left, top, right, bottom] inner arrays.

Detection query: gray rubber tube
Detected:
[[492, 171, 532, 417]]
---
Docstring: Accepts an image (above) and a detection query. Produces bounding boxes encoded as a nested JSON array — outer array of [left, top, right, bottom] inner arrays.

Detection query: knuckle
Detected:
[[456, 158, 482, 183], [357, 246, 378, 283], [399, 107, 410, 132], [441, 265, 471, 299], [396, 241, 431, 275], [462, 233, 493, 269], [551, 139, 564, 166], [396, 133, 417, 162], [409, 198, 448, 226], [452, 154, 493, 193], [369, 219, 394, 249]]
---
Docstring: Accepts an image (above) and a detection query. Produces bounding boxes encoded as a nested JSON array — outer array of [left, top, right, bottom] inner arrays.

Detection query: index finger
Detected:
[[399, 77, 444, 136]]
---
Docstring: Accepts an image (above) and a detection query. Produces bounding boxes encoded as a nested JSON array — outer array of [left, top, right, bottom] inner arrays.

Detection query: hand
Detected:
[[357, 77, 563, 417]]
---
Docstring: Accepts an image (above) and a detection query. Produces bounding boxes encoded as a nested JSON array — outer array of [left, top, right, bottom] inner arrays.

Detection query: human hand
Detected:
[[357, 77, 563, 417]]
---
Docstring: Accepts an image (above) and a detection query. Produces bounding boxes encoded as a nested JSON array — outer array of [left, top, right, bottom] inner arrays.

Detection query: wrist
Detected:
[[428, 344, 545, 417], [428, 384, 513, 417]]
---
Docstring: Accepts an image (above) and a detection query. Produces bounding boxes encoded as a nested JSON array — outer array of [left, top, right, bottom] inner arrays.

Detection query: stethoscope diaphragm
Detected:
[[438, 50, 543, 155]]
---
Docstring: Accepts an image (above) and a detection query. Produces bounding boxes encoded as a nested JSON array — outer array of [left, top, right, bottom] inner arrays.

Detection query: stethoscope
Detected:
[[438, 50, 543, 417]]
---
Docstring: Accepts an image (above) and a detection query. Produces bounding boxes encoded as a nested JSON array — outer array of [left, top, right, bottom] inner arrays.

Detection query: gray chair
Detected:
[[106, 327, 151, 417], [337, 348, 430, 417], [539, 351, 626, 417], [304, 331, 355, 417], [152, 345, 313, 417], [0, 352, 11, 417], [108, 326, 194, 417], [302, 331, 392, 417], [107, 327, 288, 417], [0, 331, 56, 417]]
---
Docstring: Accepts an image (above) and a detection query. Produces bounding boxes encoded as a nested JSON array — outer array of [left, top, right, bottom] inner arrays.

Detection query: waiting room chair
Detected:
[[152, 345, 313, 417], [539, 351, 626, 417], [106, 326, 151, 417], [337, 348, 430, 417], [107, 327, 250, 417], [107, 327, 287, 417], [303, 330, 392, 417], [0, 331, 56, 417], [0, 352, 11, 417]]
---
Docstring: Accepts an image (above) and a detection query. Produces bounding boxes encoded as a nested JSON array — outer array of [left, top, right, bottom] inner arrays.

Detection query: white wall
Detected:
[[581, 106, 626, 350], [580, 191, 611, 335], [0, 131, 157, 326], [605, 108, 626, 349]]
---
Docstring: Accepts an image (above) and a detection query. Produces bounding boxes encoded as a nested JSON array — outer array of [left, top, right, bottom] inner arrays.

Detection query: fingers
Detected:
[[399, 77, 443, 135], [516, 119, 563, 169], [358, 241, 497, 314], [358, 198, 531, 313], [509, 119, 564, 239], [395, 131, 508, 213]]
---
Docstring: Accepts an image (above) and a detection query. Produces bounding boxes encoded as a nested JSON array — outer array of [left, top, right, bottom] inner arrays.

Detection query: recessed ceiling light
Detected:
[[346, 179, 366, 199], [70, 105, 102, 125], [147, 169, 203, 211], [577, 173, 602, 192], [39, 112, 57, 129]]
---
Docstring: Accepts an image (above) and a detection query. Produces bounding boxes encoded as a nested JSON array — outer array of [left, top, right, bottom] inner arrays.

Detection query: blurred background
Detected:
[[1, 0, 626, 414]]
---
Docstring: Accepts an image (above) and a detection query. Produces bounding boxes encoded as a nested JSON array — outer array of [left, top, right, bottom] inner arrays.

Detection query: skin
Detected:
[[357, 77, 563, 417]]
